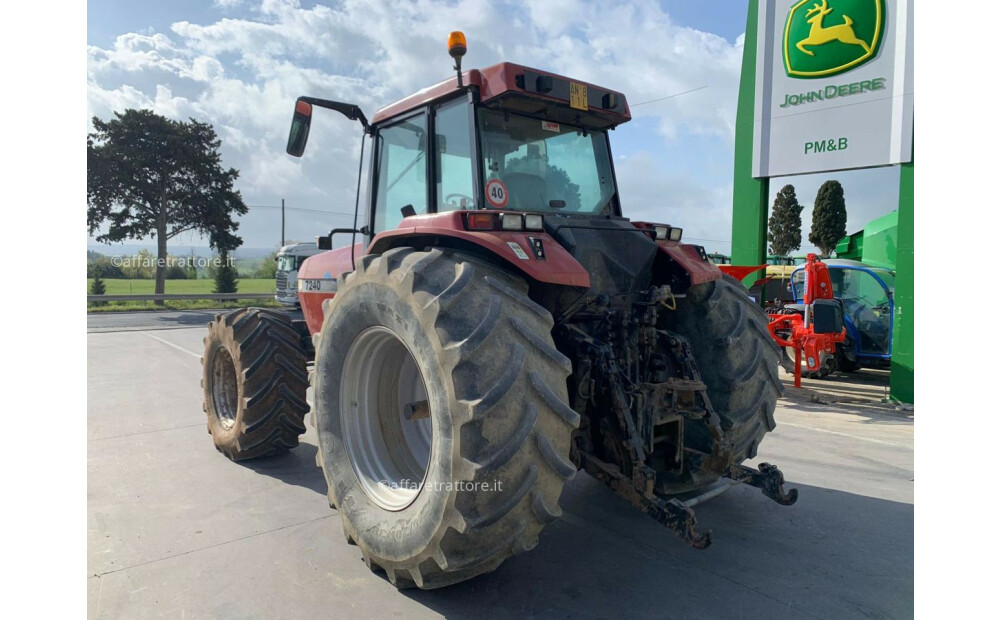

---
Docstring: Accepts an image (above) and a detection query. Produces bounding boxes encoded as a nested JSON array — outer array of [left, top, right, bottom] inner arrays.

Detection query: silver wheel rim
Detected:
[[340, 326, 433, 511], [212, 347, 239, 429]]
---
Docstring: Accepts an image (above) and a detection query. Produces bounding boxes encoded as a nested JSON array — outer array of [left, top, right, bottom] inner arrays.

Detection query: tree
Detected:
[[256, 250, 279, 280], [90, 275, 107, 295], [767, 184, 803, 257], [165, 264, 190, 280], [87, 109, 248, 304], [121, 248, 155, 279], [808, 180, 847, 256], [87, 256, 125, 279], [90, 275, 107, 307], [213, 250, 239, 294]]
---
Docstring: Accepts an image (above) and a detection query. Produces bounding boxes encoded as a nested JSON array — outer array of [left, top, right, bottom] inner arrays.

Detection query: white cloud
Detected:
[[616, 151, 734, 250], [87, 0, 746, 248]]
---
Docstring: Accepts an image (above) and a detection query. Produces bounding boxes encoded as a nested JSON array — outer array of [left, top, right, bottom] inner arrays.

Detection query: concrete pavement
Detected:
[[88, 322, 913, 619]]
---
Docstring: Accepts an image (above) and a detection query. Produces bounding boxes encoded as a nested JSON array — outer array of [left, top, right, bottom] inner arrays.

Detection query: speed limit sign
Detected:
[[485, 179, 509, 209]]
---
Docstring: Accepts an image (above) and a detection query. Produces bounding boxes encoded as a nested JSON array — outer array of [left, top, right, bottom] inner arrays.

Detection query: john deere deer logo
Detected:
[[783, 0, 884, 79]]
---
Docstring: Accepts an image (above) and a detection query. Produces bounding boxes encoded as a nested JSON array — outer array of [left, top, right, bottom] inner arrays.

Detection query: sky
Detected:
[[86, 0, 900, 256]]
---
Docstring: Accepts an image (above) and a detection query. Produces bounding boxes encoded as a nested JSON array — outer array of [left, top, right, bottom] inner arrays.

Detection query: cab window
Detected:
[[434, 99, 474, 210], [373, 113, 427, 234]]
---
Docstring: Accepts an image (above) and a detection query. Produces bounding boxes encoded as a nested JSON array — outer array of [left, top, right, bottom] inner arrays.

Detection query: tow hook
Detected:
[[727, 462, 799, 506]]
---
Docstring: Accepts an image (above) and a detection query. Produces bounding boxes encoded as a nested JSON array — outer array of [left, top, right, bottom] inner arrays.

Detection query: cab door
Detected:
[[369, 111, 429, 235]]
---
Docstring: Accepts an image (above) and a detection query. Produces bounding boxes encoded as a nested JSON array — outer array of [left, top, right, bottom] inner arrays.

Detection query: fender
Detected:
[[296, 211, 592, 334], [656, 241, 723, 287], [296, 242, 361, 335], [369, 211, 591, 289], [630, 221, 722, 289]]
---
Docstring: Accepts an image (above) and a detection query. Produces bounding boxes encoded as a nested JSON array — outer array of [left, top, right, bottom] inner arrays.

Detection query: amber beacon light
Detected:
[[447, 31, 467, 57], [448, 31, 467, 86]]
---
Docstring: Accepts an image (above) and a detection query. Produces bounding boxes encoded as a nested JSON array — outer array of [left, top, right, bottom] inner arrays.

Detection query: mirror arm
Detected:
[[316, 226, 370, 251], [298, 96, 370, 132]]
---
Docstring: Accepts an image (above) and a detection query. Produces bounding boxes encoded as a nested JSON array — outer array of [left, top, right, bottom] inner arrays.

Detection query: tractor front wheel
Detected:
[[202, 308, 310, 460]]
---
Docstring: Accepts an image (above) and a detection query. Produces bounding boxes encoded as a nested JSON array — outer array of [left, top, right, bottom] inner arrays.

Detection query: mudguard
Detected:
[[296, 242, 361, 335], [296, 211, 592, 335], [656, 241, 723, 287]]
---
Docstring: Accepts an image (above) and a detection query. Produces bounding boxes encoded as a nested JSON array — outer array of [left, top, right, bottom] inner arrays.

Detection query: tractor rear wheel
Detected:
[[669, 275, 784, 471], [312, 248, 577, 589], [202, 308, 310, 461]]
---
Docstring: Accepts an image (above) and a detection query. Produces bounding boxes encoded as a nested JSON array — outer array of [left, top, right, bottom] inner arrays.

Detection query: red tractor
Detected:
[[201, 33, 795, 589]]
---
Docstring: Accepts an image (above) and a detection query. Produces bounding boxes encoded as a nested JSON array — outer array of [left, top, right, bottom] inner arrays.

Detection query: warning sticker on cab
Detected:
[[569, 82, 588, 110], [542, 121, 560, 132], [485, 178, 508, 208], [507, 241, 530, 260]]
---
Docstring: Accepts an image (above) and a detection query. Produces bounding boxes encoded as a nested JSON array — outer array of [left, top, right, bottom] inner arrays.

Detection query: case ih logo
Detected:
[[783, 0, 885, 79]]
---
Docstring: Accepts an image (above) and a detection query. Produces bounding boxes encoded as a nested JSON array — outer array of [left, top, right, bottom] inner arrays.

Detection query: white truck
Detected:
[[274, 242, 324, 306]]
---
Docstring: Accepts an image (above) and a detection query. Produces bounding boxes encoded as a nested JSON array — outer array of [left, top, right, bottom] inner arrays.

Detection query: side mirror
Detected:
[[286, 99, 313, 157], [316, 226, 369, 251]]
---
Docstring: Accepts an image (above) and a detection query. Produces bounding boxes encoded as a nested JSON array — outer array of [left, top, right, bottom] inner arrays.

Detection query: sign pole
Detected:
[[732, 0, 769, 284]]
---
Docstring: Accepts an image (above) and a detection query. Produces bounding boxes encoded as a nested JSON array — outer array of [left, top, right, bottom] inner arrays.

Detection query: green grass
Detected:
[[88, 298, 283, 313], [88, 278, 276, 295], [87, 278, 281, 313]]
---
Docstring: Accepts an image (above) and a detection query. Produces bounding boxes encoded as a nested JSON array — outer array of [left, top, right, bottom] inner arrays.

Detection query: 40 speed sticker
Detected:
[[485, 178, 508, 208]]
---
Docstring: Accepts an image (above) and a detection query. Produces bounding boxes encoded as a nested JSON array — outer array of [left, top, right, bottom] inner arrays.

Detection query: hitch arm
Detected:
[[727, 462, 799, 506], [578, 451, 712, 549]]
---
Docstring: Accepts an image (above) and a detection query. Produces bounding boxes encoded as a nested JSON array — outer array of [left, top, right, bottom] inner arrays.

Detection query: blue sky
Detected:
[[86, 0, 899, 255]]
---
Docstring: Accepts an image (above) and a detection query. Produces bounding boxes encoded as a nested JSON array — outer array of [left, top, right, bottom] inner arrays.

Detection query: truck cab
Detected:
[[274, 242, 323, 306]]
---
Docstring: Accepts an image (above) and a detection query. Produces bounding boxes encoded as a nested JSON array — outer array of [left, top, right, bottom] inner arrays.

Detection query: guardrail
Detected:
[[87, 293, 275, 303]]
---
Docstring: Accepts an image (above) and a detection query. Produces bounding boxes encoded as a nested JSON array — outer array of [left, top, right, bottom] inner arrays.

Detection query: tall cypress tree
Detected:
[[767, 184, 803, 256], [809, 180, 847, 255]]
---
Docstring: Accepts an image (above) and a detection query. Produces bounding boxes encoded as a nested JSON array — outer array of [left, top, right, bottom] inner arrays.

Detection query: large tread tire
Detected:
[[202, 308, 309, 461], [312, 248, 577, 590], [670, 275, 784, 465]]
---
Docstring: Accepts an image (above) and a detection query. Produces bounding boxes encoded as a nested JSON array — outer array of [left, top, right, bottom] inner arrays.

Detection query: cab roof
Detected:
[[279, 242, 322, 256], [371, 62, 631, 130]]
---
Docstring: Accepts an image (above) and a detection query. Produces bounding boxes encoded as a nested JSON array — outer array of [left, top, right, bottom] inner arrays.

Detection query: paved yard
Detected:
[[88, 320, 913, 619]]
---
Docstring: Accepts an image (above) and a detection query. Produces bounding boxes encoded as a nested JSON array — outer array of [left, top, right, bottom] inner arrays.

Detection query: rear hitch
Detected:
[[578, 451, 712, 549], [580, 452, 798, 550], [727, 462, 799, 506], [645, 496, 712, 550]]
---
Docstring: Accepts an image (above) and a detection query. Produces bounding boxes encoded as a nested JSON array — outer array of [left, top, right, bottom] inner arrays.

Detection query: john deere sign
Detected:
[[784, 0, 885, 78], [752, 0, 911, 177]]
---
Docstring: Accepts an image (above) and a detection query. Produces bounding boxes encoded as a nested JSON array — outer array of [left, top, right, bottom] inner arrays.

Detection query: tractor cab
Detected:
[[791, 258, 895, 365], [285, 39, 714, 335], [289, 59, 632, 242]]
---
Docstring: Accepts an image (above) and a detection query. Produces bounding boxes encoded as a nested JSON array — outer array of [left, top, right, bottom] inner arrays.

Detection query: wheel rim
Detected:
[[212, 347, 239, 429], [340, 326, 433, 511]]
